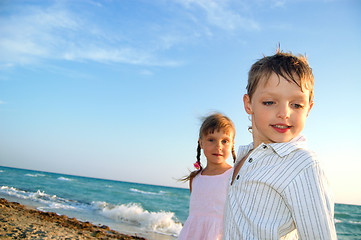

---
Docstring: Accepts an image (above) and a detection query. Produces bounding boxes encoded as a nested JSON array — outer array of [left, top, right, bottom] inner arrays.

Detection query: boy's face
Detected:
[[244, 73, 313, 147]]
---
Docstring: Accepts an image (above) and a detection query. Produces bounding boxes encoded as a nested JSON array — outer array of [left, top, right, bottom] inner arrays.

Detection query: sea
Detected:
[[0, 166, 360, 240]]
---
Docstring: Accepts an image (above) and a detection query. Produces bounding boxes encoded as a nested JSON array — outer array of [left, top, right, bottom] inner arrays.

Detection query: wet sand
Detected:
[[0, 198, 146, 239]]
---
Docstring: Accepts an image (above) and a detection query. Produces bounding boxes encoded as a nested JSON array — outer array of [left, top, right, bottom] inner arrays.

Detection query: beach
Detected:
[[0, 198, 145, 239], [0, 167, 183, 240]]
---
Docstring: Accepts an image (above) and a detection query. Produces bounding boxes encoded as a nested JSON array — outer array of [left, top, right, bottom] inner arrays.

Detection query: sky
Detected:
[[0, 0, 360, 205]]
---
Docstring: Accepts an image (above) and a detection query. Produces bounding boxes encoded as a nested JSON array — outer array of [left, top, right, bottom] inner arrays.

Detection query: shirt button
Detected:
[[236, 175, 240, 180], [248, 158, 253, 163], [263, 145, 267, 149]]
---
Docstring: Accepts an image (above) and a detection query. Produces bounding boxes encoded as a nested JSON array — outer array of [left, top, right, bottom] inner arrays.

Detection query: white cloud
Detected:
[[140, 70, 153, 76], [0, 3, 182, 67], [62, 46, 180, 67], [176, 0, 260, 31], [0, 1, 262, 69], [273, 0, 287, 8]]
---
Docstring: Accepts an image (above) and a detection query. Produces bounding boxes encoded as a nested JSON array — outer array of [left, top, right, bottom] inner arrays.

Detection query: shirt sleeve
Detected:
[[282, 160, 337, 239]]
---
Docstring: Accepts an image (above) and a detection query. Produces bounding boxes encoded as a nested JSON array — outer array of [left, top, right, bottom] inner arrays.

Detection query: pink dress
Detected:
[[178, 168, 233, 240]]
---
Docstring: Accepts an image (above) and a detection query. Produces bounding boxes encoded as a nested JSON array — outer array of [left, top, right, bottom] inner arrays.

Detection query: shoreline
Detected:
[[0, 198, 146, 239]]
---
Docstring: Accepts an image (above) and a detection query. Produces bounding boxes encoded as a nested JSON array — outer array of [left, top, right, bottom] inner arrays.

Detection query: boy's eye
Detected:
[[222, 139, 230, 144], [292, 103, 304, 109], [262, 101, 274, 106]]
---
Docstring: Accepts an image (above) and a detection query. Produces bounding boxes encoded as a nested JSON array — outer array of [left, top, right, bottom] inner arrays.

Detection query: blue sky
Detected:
[[0, 0, 360, 205]]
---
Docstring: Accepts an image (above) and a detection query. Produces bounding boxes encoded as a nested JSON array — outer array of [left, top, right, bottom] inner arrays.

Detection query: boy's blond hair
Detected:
[[247, 49, 314, 101]]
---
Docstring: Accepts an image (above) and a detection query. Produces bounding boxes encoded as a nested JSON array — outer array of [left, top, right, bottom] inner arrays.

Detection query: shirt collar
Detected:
[[268, 134, 308, 157], [237, 135, 308, 159], [236, 142, 254, 163]]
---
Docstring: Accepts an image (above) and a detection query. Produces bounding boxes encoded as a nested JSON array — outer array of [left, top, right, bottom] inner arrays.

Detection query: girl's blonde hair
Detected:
[[182, 113, 236, 182]]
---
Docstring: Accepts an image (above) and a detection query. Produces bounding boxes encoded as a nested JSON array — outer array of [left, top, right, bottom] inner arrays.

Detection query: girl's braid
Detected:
[[231, 145, 236, 163], [179, 142, 203, 182], [196, 141, 202, 168], [188, 141, 203, 180]]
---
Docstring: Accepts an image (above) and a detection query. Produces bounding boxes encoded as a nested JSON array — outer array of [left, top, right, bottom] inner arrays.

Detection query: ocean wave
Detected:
[[1, 185, 181, 236], [0, 186, 80, 210], [129, 188, 166, 196], [335, 217, 361, 226], [335, 218, 342, 223], [25, 173, 46, 177], [57, 177, 73, 181], [1, 186, 29, 199], [92, 201, 182, 236], [0, 170, 4, 173], [349, 221, 361, 225]]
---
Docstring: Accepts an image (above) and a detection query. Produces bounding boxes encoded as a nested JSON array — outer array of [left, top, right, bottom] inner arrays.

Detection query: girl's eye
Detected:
[[222, 140, 229, 144], [262, 101, 274, 106]]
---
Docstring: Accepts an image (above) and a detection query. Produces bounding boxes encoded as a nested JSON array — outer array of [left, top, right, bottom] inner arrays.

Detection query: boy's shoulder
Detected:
[[268, 135, 319, 166], [289, 147, 318, 165], [267, 139, 324, 192]]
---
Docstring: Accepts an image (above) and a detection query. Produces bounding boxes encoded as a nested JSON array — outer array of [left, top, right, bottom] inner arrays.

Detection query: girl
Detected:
[[178, 113, 236, 240]]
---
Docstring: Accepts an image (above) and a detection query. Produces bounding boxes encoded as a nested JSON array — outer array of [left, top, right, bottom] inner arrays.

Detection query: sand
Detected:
[[0, 198, 146, 239]]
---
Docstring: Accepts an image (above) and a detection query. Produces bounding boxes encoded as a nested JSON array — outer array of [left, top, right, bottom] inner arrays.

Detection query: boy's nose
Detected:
[[277, 105, 290, 119]]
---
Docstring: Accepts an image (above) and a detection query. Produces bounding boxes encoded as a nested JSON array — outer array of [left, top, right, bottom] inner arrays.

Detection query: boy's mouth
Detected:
[[271, 124, 291, 133]]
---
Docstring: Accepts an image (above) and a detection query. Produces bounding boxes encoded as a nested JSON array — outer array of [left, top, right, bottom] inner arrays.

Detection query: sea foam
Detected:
[[57, 177, 73, 181], [25, 173, 45, 177], [130, 188, 166, 196], [0, 185, 182, 236], [93, 201, 182, 236], [0, 186, 79, 210]]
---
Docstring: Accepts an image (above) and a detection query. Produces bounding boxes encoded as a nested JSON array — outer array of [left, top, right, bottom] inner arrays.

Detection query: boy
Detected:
[[223, 50, 337, 239]]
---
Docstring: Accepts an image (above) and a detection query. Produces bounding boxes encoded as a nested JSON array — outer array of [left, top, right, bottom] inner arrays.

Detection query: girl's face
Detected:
[[244, 73, 313, 148], [199, 130, 234, 167]]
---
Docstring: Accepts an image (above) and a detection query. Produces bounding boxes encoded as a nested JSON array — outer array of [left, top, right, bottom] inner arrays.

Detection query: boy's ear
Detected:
[[243, 94, 253, 114], [307, 101, 314, 117]]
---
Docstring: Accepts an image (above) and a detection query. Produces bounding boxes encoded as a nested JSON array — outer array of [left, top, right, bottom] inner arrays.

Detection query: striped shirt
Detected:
[[223, 135, 337, 240]]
